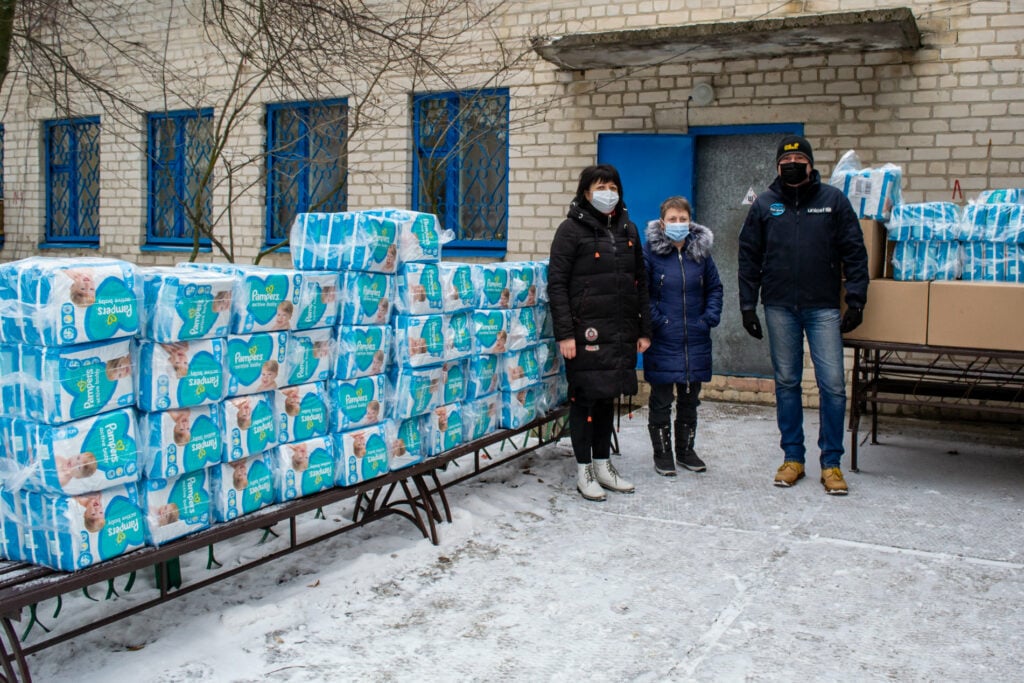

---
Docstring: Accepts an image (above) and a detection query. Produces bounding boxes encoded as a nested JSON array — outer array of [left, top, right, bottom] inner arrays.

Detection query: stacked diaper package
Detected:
[[0, 257, 145, 570], [829, 149, 903, 222], [0, 210, 566, 572], [885, 190, 1024, 282]]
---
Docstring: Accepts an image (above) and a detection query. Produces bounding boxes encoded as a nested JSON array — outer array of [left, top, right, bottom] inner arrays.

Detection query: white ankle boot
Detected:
[[593, 458, 635, 493], [576, 463, 606, 501]]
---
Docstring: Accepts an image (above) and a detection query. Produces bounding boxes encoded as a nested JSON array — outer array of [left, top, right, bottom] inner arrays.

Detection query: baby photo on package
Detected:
[[334, 324, 391, 380], [395, 263, 443, 315], [139, 469, 212, 546], [393, 314, 445, 367], [293, 271, 341, 331], [334, 423, 389, 486], [139, 266, 234, 342], [386, 416, 424, 471], [339, 271, 394, 325], [285, 327, 334, 386], [328, 374, 386, 431]]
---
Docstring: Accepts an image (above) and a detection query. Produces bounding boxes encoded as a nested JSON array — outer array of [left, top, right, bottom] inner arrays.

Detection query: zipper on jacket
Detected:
[[678, 247, 690, 390], [607, 215, 624, 354]]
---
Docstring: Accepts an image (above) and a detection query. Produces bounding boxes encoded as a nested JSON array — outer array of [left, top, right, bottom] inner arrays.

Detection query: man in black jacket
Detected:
[[737, 135, 868, 495]]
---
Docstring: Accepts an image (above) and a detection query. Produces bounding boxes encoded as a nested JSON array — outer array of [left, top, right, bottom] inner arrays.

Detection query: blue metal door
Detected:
[[597, 134, 694, 239]]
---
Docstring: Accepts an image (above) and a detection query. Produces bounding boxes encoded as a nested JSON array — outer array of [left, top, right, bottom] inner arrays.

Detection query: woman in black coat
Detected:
[[548, 164, 652, 501]]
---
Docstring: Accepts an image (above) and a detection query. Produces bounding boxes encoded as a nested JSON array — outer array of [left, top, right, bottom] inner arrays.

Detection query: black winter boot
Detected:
[[674, 420, 707, 472], [647, 424, 676, 477]]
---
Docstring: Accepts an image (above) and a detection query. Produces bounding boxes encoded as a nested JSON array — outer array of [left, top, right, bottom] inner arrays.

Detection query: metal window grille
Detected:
[[45, 117, 101, 244], [266, 99, 348, 244], [147, 109, 214, 246], [413, 89, 509, 251]]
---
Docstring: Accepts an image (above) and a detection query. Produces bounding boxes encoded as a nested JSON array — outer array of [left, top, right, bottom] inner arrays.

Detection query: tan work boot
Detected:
[[773, 461, 805, 487], [820, 467, 849, 496]]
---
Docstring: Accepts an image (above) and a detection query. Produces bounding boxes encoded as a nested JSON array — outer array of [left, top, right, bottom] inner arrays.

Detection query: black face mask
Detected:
[[780, 162, 809, 185]]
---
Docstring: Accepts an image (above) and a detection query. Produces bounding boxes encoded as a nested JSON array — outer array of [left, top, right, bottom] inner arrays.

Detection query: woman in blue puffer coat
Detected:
[[643, 196, 723, 476]]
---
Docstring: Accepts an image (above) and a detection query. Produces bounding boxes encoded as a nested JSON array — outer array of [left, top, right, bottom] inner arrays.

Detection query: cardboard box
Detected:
[[842, 279, 929, 344], [859, 219, 888, 280], [927, 281, 1024, 351]]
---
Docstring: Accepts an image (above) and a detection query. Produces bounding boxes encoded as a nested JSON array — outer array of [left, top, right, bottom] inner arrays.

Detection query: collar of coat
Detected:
[[645, 220, 714, 261]]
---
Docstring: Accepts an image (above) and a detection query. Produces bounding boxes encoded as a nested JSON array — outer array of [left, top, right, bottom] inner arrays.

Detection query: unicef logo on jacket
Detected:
[[770, 203, 785, 216]]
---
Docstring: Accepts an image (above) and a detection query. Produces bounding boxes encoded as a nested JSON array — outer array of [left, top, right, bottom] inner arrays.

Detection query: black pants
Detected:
[[648, 382, 702, 427], [568, 398, 615, 464]]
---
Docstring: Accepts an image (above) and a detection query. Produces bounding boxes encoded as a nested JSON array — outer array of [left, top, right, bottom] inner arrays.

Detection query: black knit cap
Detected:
[[776, 135, 814, 166]]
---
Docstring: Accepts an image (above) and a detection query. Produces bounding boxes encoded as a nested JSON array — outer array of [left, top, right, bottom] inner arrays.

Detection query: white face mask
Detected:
[[589, 190, 619, 214]]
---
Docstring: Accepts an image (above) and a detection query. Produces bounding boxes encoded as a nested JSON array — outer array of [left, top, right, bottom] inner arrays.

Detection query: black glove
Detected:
[[741, 310, 763, 340], [841, 307, 863, 333]]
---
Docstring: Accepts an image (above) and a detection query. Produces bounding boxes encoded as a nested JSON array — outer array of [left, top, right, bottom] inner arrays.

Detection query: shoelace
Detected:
[[605, 461, 621, 481], [586, 465, 598, 484]]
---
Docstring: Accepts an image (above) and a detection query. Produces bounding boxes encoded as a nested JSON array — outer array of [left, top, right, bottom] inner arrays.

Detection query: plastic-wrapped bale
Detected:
[[136, 338, 225, 412], [387, 416, 425, 471], [462, 393, 499, 442], [445, 311, 473, 361], [395, 263, 443, 316], [440, 359, 467, 405], [439, 262, 475, 313], [223, 391, 278, 461], [393, 314, 445, 367], [285, 327, 334, 386], [1, 338, 135, 424], [224, 331, 288, 398], [0, 257, 139, 347], [890, 242, 962, 281], [177, 263, 301, 335], [290, 212, 399, 273], [274, 382, 330, 444], [828, 150, 902, 221], [364, 208, 442, 264], [294, 271, 341, 331], [465, 354, 501, 400], [886, 202, 961, 242], [0, 408, 140, 496], [423, 403, 463, 457], [139, 266, 234, 342], [339, 271, 394, 325], [385, 364, 444, 420], [271, 436, 335, 502], [139, 468, 212, 546], [334, 423, 389, 486], [327, 374, 386, 432], [501, 382, 542, 430], [499, 345, 541, 392], [334, 325, 391, 380], [961, 243, 1009, 281], [210, 451, 275, 522], [137, 404, 224, 479]]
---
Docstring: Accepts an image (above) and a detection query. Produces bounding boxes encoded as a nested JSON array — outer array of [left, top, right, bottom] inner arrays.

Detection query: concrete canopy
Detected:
[[532, 7, 921, 71]]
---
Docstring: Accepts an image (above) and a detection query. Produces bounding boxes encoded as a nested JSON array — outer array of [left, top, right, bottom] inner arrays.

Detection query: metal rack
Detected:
[[846, 340, 1024, 470]]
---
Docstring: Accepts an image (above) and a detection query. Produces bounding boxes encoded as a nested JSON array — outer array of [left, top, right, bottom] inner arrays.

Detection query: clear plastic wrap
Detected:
[[829, 149, 902, 221]]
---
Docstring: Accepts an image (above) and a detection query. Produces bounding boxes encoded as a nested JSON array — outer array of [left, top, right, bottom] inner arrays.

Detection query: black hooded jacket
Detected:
[[548, 198, 652, 403], [738, 169, 868, 312]]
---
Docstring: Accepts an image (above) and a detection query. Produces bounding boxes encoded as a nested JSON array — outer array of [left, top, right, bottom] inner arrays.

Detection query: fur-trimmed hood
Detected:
[[645, 220, 714, 261]]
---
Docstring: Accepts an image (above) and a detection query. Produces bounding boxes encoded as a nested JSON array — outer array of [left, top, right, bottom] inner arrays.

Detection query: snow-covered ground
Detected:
[[29, 401, 1024, 682]]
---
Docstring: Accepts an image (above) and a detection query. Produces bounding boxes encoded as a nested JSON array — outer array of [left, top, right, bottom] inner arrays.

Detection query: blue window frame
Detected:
[[44, 117, 101, 245], [266, 99, 348, 245], [412, 89, 509, 254], [147, 109, 214, 246]]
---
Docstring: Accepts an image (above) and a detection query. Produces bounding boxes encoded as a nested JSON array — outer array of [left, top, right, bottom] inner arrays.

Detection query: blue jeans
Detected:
[[763, 306, 846, 468]]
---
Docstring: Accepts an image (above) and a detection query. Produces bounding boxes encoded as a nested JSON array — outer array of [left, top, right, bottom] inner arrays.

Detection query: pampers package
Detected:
[[339, 271, 394, 325], [542, 374, 569, 413], [439, 262, 475, 312], [139, 469, 212, 547], [395, 262, 443, 315], [16, 484, 146, 571], [507, 307, 539, 352], [440, 359, 467, 405], [423, 403, 463, 457], [499, 345, 541, 392], [829, 149, 902, 221], [136, 338, 225, 412], [289, 212, 399, 273], [0, 408, 140, 496], [294, 271, 341, 331], [386, 364, 444, 420], [327, 374, 387, 431], [178, 263, 300, 334], [334, 422, 389, 486], [224, 331, 288, 397], [475, 263, 513, 309], [393, 314, 445, 367], [139, 266, 234, 342], [538, 340, 564, 377], [334, 325, 391, 380], [285, 327, 334, 386], [446, 311, 473, 361], [271, 436, 335, 502], [274, 382, 329, 444], [224, 392, 277, 461], [365, 208, 442, 264], [501, 382, 542, 430], [465, 353, 500, 400], [137, 404, 223, 479], [471, 309, 509, 355], [387, 416, 424, 470], [0, 256, 139, 347], [505, 262, 540, 308], [462, 393, 500, 443], [210, 451, 275, 522], [2, 338, 135, 424]]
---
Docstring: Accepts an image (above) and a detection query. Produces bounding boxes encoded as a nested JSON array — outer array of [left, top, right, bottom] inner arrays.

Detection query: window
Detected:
[[412, 89, 509, 253], [147, 109, 214, 246], [44, 117, 101, 245], [266, 99, 348, 244]]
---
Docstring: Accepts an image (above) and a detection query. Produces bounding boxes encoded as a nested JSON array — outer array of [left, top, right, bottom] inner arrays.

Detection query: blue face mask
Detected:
[[664, 222, 690, 242]]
